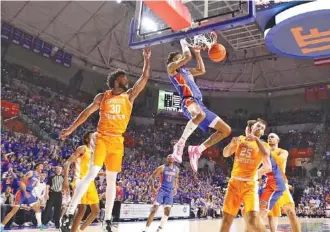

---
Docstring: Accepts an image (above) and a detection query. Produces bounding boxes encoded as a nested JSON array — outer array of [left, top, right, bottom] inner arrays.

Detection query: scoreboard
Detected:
[[158, 90, 182, 113]]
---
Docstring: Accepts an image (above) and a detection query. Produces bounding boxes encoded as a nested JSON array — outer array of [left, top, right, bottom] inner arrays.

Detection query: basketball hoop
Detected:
[[186, 31, 217, 50]]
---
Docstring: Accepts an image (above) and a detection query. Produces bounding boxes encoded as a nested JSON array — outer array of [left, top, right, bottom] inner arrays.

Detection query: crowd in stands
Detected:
[[1, 60, 330, 229]]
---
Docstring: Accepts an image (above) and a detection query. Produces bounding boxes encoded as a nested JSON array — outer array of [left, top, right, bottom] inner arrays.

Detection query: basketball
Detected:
[[208, 43, 226, 62]]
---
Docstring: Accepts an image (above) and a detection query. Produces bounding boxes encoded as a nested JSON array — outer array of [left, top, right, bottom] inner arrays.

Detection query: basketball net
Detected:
[[186, 31, 217, 50]]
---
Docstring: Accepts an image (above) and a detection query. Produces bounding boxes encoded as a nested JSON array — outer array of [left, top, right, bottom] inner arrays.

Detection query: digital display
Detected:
[[55, 50, 64, 64], [63, 52, 72, 68], [158, 90, 182, 113], [22, 33, 33, 50], [12, 28, 23, 45], [33, 38, 43, 54], [42, 42, 52, 58], [1, 23, 12, 40]]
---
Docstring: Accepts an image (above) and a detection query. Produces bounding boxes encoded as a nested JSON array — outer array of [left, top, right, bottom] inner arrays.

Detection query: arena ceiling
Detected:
[[2, 1, 330, 92]]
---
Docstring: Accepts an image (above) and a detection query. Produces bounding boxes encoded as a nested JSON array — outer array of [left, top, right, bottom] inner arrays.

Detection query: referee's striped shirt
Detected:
[[47, 174, 64, 192]]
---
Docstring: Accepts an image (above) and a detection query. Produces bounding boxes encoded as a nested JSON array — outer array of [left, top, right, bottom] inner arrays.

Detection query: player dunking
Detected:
[[167, 39, 231, 172], [60, 48, 151, 232], [63, 131, 100, 232], [1, 163, 46, 230], [221, 119, 271, 232], [258, 133, 301, 232], [143, 155, 179, 232]]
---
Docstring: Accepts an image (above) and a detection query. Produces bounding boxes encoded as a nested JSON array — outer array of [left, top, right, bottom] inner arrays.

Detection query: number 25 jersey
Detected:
[[231, 136, 270, 180]]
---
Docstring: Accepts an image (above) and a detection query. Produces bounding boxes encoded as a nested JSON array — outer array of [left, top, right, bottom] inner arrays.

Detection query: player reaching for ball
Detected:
[[166, 38, 231, 172]]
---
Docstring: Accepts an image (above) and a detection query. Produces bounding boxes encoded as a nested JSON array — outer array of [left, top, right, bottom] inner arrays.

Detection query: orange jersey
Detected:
[[74, 145, 91, 180], [97, 90, 132, 135], [266, 148, 288, 184], [231, 136, 270, 180]]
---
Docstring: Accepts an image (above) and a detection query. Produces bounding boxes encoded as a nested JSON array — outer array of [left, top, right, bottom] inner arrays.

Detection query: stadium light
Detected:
[[116, 0, 122, 3]]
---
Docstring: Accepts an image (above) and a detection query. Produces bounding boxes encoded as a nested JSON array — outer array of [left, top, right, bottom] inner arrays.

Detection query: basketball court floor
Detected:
[[4, 218, 330, 232]]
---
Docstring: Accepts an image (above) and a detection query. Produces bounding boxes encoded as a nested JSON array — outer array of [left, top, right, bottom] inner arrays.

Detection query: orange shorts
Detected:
[[268, 189, 295, 217], [223, 178, 259, 216], [93, 133, 124, 172]]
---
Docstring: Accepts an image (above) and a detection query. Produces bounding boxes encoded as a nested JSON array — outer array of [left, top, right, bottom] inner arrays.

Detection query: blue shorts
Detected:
[[155, 188, 173, 206], [182, 97, 218, 132], [14, 190, 38, 206]]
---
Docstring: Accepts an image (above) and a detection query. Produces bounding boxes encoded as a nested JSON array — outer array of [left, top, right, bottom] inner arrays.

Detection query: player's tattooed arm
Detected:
[[60, 93, 103, 140], [63, 145, 86, 192], [129, 47, 151, 102], [167, 39, 192, 74], [150, 165, 164, 193], [189, 49, 206, 76], [20, 171, 33, 197], [258, 156, 272, 179], [223, 137, 239, 157]]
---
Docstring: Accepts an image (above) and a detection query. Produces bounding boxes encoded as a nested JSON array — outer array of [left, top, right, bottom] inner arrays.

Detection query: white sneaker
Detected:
[[172, 141, 185, 163]]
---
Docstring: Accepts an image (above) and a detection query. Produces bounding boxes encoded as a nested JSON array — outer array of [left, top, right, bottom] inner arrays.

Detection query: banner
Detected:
[[315, 84, 328, 100], [120, 203, 190, 220], [294, 158, 310, 167], [1, 101, 20, 118], [124, 134, 136, 148], [305, 87, 316, 102], [289, 148, 313, 158], [202, 147, 220, 157]]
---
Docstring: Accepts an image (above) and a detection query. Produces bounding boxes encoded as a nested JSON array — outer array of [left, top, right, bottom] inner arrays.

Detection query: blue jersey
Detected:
[[168, 67, 203, 100], [25, 171, 40, 192], [160, 164, 177, 193]]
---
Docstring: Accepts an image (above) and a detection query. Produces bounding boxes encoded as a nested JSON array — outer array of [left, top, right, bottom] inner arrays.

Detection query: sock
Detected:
[[159, 215, 169, 229], [180, 120, 198, 141], [67, 166, 101, 215], [197, 144, 207, 153], [104, 171, 117, 221], [35, 212, 42, 226], [144, 226, 149, 232]]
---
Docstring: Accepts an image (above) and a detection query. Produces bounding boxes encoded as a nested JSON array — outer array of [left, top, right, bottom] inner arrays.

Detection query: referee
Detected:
[[43, 166, 64, 229]]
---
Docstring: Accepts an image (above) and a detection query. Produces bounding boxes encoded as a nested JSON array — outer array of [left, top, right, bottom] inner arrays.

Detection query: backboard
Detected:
[[129, 0, 255, 49]]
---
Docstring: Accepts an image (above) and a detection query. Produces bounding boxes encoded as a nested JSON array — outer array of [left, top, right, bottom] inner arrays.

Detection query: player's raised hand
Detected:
[[143, 47, 151, 60], [231, 137, 240, 145], [246, 134, 258, 142], [60, 128, 73, 140]]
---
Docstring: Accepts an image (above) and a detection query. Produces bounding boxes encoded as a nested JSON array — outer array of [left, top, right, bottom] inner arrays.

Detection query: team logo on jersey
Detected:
[[260, 200, 267, 206]]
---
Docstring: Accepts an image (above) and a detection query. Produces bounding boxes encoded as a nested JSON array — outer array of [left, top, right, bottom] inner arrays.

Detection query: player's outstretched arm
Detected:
[[60, 93, 103, 140], [223, 137, 239, 157], [63, 146, 86, 192], [279, 149, 289, 172], [258, 156, 272, 179], [189, 48, 205, 76], [150, 165, 164, 193], [167, 39, 192, 74], [128, 47, 151, 103], [20, 171, 33, 196]]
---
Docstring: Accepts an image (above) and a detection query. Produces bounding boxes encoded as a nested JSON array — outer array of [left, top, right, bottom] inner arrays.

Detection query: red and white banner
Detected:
[[315, 84, 328, 100], [1, 101, 20, 118], [305, 87, 316, 102], [290, 148, 313, 158], [202, 147, 220, 158], [314, 57, 330, 66]]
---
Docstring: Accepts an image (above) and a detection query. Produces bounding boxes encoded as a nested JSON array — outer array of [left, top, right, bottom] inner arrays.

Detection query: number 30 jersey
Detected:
[[231, 136, 270, 181], [97, 90, 133, 135]]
